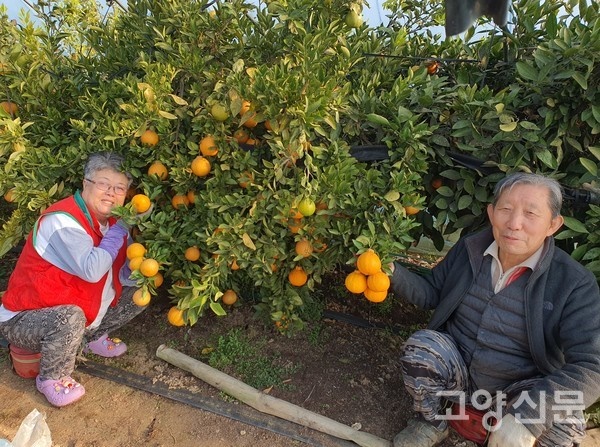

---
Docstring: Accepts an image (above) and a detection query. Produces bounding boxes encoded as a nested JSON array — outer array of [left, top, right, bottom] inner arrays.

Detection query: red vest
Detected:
[[1, 193, 128, 326]]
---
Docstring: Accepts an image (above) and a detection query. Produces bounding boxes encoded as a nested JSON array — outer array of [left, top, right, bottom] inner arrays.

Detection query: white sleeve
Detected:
[[35, 213, 114, 283]]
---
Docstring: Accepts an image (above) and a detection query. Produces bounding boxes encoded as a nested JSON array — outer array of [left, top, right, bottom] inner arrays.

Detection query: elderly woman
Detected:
[[0, 152, 147, 407]]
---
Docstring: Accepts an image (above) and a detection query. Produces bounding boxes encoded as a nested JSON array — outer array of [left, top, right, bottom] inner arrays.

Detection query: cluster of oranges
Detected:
[[345, 249, 390, 302]]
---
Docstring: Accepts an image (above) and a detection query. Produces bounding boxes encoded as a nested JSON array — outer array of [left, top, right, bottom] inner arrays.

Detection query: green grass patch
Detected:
[[207, 328, 298, 390]]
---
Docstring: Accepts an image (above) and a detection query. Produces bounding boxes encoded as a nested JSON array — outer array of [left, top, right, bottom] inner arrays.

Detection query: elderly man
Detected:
[[390, 172, 600, 447]]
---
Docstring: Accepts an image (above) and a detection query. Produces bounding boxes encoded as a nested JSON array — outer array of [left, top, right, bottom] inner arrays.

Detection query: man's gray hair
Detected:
[[492, 172, 563, 217], [84, 152, 133, 185]]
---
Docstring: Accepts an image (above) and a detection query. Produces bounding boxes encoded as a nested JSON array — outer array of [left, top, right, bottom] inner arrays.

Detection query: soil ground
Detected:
[[1, 252, 599, 447]]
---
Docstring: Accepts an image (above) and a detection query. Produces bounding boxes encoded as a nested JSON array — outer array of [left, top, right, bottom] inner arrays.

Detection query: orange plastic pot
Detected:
[[9, 345, 41, 379]]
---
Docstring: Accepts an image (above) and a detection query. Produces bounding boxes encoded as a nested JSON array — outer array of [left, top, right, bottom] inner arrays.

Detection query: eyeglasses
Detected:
[[85, 178, 128, 196]]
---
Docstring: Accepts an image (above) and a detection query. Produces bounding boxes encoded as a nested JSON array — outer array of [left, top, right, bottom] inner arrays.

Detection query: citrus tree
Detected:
[[1, 0, 599, 331]]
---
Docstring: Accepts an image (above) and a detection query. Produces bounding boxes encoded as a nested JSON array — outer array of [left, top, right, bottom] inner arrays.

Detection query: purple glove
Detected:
[[98, 223, 128, 261]]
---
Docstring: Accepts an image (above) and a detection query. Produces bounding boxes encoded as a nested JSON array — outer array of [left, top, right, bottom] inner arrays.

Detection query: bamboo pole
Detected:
[[156, 344, 391, 447]]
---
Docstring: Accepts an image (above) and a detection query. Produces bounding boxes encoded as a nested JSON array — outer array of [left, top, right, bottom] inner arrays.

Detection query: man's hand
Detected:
[[488, 414, 536, 447]]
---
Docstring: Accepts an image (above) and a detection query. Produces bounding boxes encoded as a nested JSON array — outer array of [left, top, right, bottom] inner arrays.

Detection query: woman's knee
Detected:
[[57, 305, 87, 336]]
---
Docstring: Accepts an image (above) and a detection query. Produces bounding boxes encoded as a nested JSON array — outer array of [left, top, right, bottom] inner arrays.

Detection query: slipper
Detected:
[[36, 376, 85, 407], [84, 333, 127, 358]]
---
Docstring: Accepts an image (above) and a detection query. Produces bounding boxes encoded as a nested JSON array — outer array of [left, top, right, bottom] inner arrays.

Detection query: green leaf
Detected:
[[169, 94, 188, 106], [440, 169, 461, 180], [396, 106, 412, 123], [589, 146, 600, 162], [582, 247, 600, 261], [499, 122, 518, 132], [366, 113, 390, 127], [579, 157, 598, 176], [535, 149, 557, 169], [562, 216, 588, 234], [457, 195, 473, 210], [158, 111, 178, 120], [572, 72, 588, 90], [436, 186, 454, 197], [592, 105, 600, 123], [516, 62, 538, 81], [454, 214, 476, 228], [384, 190, 400, 201], [209, 301, 227, 316], [242, 233, 256, 250]]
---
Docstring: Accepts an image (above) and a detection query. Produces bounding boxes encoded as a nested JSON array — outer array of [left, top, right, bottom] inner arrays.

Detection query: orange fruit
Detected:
[[132, 288, 151, 306], [239, 100, 258, 128], [150, 272, 164, 288], [139, 258, 160, 277], [140, 129, 159, 146], [187, 190, 196, 204], [404, 206, 420, 216], [3, 188, 15, 203], [288, 266, 308, 286], [288, 219, 303, 234], [242, 115, 258, 128], [126, 242, 146, 260], [295, 239, 313, 258], [222, 289, 238, 306], [356, 249, 382, 276], [131, 194, 151, 213], [426, 60, 440, 75], [431, 178, 443, 189], [233, 129, 249, 144], [297, 197, 316, 217], [289, 208, 304, 220], [245, 138, 258, 145], [230, 258, 240, 270], [315, 201, 328, 211], [128, 256, 144, 271], [0, 101, 18, 116], [167, 306, 186, 326], [367, 271, 390, 292], [210, 103, 229, 121], [345, 270, 368, 294], [171, 194, 190, 209], [148, 161, 168, 180], [199, 135, 218, 156], [238, 171, 253, 188], [184, 246, 201, 261], [364, 288, 388, 303], [239, 100, 251, 116], [191, 156, 211, 177], [264, 119, 273, 131]]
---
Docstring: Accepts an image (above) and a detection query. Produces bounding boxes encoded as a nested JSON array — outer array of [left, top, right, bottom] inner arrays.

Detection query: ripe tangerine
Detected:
[[199, 135, 218, 156], [139, 258, 160, 277], [345, 270, 368, 294], [140, 129, 159, 146], [0, 101, 18, 116], [132, 288, 151, 307], [167, 306, 186, 326], [171, 194, 190, 209], [131, 194, 151, 213], [126, 242, 146, 260], [356, 249, 382, 276], [148, 161, 168, 180], [222, 289, 238, 306], [367, 271, 390, 292], [184, 246, 201, 262], [191, 156, 211, 177], [295, 239, 313, 258], [288, 266, 308, 287]]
